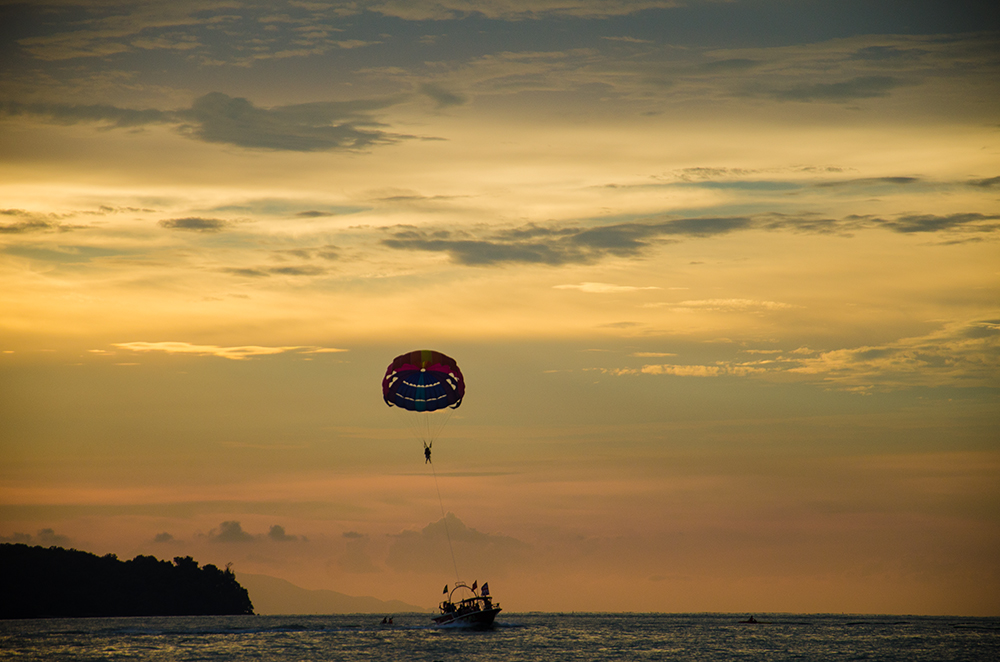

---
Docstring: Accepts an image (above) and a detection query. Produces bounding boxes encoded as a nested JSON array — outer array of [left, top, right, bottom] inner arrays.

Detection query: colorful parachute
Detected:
[[382, 350, 465, 412]]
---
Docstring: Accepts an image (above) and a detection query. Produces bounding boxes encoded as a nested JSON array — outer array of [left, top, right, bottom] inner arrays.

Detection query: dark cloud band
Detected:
[[159, 217, 230, 232], [0, 93, 409, 153], [382, 212, 1000, 266]]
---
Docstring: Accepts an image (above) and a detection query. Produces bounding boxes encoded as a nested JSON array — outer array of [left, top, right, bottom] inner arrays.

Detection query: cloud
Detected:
[[221, 268, 272, 278], [1, 219, 64, 234], [297, 210, 338, 217], [221, 251, 334, 277], [153, 532, 175, 543], [207, 521, 306, 544], [0, 528, 73, 546], [267, 525, 305, 542], [815, 177, 921, 188], [879, 213, 1000, 234], [419, 83, 467, 108], [849, 45, 930, 62], [0, 99, 172, 127], [382, 216, 753, 266], [785, 319, 1000, 389], [699, 58, 761, 73], [601, 36, 654, 44], [968, 176, 1000, 188], [382, 209, 1000, 267], [771, 75, 905, 102], [0, 93, 410, 153], [159, 217, 231, 232], [363, 0, 683, 21], [385, 514, 528, 575], [397, 30, 997, 113], [554, 282, 661, 293], [176, 92, 408, 151], [265, 265, 329, 276], [11, 1, 226, 61], [640, 364, 728, 377], [614, 318, 1000, 390], [272, 246, 340, 261], [113, 341, 347, 360], [6, 0, 679, 67], [0, 209, 86, 234], [668, 299, 795, 312], [209, 521, 255, 543], [760, 211, 1000, 237], [671, 167, 761, 181]]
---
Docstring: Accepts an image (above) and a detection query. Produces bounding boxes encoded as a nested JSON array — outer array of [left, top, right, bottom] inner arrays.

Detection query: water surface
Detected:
[[2, 612, 997, 661]]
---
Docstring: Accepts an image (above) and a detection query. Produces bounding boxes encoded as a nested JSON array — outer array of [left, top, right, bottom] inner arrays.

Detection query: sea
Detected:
[[1, 613, 997, 661]]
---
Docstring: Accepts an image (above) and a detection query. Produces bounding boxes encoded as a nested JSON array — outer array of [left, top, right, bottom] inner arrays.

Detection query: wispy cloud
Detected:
[[222, 265, 329, 277], [968, 176, 1000, 188], [770, 75, 905, 102], [419, 83, 467, 108], [785, 319, 1000, 390], [876, 213, 1000, 234], [554, 282, 661, 293], [611, 318, 1000, 390], [363, 0, 683, 21], [0, 209, 87, 234], [815, 177, 921, 188], [0, 100, 171, 127], [666, 299, 795, 312], [113, 341, 347, 360]]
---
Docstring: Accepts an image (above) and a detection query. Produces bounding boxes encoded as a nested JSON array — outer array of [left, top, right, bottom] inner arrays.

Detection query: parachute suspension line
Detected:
[[429, 460, 461, 582], [404, 408, 454, 447]]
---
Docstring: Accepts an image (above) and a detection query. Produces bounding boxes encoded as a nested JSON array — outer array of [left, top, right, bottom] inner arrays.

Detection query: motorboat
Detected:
[[432, 581, 500, 629]]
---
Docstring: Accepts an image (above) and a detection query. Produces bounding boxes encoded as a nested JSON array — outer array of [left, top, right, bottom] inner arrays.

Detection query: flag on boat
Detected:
[[481, 583, 490, 596], [472, 580, 477, 591], [443, 585, 448, 594]]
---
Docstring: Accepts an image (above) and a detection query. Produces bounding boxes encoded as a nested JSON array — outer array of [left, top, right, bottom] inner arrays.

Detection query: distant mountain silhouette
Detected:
[[1, 543, 254, 619], [237, 573, 429, 614]]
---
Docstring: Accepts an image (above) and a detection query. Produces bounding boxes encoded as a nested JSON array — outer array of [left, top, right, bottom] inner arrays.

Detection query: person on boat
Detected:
[[423, 441, 432, 463]]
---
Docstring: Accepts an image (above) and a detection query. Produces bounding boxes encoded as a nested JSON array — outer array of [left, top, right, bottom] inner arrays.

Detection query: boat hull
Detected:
[[432, 607, 501, 629]]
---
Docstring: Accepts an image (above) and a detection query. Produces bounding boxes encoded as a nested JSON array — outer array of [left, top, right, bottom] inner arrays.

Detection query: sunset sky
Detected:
[[2, 0, 998, 616]]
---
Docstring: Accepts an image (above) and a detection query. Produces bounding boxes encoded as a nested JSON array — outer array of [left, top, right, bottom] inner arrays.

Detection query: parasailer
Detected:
[[383, 350, 464, 462]]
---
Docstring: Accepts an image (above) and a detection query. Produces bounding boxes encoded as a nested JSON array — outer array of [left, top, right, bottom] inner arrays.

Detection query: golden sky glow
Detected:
[[1, 0, 998, 615]]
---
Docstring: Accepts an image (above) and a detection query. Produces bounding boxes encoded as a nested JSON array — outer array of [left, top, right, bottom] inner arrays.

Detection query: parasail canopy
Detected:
[[382, 350, 465, 412]]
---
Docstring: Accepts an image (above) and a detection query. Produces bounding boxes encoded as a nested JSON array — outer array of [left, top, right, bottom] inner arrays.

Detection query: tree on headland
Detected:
[[0, 543, 254, 619]]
